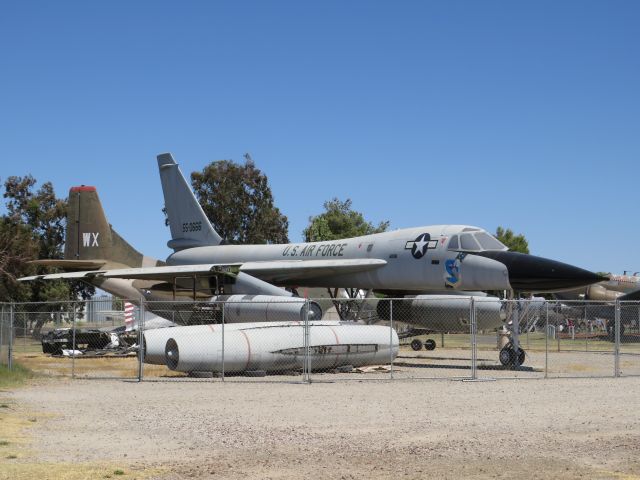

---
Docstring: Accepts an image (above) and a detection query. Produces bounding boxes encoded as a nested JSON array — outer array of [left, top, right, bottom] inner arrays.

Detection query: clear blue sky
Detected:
[[1, 1, 638, 274]]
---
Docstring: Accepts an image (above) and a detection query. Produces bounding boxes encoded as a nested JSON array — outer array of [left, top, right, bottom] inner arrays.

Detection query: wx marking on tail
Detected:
[[82, 232, 100, 247]]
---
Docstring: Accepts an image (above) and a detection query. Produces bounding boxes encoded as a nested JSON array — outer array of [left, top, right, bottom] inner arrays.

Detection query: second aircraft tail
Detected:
[[157, 153, 223, 251]]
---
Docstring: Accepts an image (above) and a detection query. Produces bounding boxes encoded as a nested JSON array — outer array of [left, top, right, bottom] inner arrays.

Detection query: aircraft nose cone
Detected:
[[472, 251, 606, 292]]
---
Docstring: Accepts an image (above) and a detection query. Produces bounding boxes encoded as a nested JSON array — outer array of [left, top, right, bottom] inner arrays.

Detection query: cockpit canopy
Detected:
[[447, 229, 508, 252]]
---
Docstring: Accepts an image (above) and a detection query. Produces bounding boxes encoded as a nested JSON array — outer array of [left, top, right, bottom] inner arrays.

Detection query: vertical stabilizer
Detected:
[[157, 153, 223, 250], [65, 186, 147, 268]]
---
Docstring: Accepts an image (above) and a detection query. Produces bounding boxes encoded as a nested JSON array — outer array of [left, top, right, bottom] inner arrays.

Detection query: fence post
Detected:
[[221, 301, 225, 382], [544, 302, 548, 379], [585, 306, 589, 352], [305, 300, 311, 383], [389, 299, 394, 380], [0, 305, 3, 366], [138, 298, 145, 382], [8, 303, 14, 371], [0, 304, 4, 367], [470, 297, 477, 380], [614, 300, 621, 378], [71, 302, 77, 379]]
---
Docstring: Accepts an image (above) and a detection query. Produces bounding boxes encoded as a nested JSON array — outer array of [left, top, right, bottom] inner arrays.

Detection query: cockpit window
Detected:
[[474, 232, 507, 250], [448, 235, 459, 250], [460, 233, 481, 251]]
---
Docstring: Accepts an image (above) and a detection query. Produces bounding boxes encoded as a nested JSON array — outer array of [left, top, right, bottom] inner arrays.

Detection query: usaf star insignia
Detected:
[[405, 233, 438, 259]]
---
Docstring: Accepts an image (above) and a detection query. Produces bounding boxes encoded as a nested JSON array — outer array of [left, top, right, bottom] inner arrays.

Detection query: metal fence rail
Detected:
[[1, 298, 639, 382]]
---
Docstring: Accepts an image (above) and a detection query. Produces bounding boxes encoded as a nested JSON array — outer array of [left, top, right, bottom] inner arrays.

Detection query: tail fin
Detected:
[[64, 186, 147, 268], [157, 153, 223, 250]]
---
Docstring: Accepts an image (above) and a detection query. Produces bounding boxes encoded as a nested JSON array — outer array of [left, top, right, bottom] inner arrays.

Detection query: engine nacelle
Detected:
[[221, 295, 322, 323], [144, 321, 398, 373], [376, 295, 503, 332], [586, 284, 622, 302]]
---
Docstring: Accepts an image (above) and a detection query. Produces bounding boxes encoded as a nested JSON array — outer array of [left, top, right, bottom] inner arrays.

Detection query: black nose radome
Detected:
[[472, 251, 606, 292]]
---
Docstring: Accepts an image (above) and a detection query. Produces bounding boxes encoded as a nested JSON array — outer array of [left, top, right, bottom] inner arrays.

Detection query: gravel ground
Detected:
[[6, 376, 640, 479]]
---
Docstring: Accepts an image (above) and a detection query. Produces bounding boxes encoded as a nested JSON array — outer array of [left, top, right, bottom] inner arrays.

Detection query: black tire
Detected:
[[424, 339, 437, 351], [499, 346, 514, 367], [410, 339, 423, 351]]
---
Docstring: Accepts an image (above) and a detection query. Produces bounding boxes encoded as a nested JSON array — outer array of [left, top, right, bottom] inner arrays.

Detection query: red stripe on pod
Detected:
[[240, 330, 252, 371], [328, 326, 341, 368]]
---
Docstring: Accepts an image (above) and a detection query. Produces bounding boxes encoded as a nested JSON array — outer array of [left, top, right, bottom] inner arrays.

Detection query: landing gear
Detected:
[[499, 342, 526, 368], [410, 338, 437, 351], [424, 339, 437, 351]]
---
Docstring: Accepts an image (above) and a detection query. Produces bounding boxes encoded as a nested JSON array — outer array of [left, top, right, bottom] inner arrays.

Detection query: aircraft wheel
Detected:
[[410, 339, 423, 351], [424, 339, 437, 351], [499, 346, 514, 367], [499, 345, 526, 368]]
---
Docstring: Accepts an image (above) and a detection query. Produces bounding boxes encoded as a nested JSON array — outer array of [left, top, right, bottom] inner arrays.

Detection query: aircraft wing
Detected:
[[19, 259, 386, 284], [240, 259, 387, 283]]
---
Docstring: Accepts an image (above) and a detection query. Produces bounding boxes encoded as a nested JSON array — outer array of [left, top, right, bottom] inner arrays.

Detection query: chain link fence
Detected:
[[2, 298, 639, 382]]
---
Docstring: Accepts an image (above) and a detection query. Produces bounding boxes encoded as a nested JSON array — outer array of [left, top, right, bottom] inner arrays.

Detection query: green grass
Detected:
[[0, 363, 35, 389]]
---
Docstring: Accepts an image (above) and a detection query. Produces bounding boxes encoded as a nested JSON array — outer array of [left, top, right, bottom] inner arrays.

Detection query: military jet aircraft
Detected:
[[21, 153, 605, 367], [555, 272, 640, 302]]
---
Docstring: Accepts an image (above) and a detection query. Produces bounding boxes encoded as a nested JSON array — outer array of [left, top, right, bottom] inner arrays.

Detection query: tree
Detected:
[[4, 175, 66, 260], [190, 156, 289, 244], [495, 226, 529, 254], [1, 176, 94, 334], [0, 217, 39, 302], [303, 198, 389, 242]]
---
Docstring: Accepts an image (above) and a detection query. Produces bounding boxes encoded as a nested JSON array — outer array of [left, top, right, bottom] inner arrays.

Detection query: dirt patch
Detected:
[[4, 376, 640, 479]]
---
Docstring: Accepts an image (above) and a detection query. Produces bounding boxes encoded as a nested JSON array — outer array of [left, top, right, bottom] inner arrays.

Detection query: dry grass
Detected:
[[0, 462, 164, 480], [0, 394, 163, 480], [13, 351, 184, 379]]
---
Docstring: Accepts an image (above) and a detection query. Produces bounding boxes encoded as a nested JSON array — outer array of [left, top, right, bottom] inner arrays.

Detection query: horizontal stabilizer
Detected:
[[19, 270, 107, 282], [28, 259, 107, 270]]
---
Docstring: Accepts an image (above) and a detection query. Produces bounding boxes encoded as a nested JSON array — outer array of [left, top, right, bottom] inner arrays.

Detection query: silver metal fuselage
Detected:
[[167, 225, 511, 293]]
